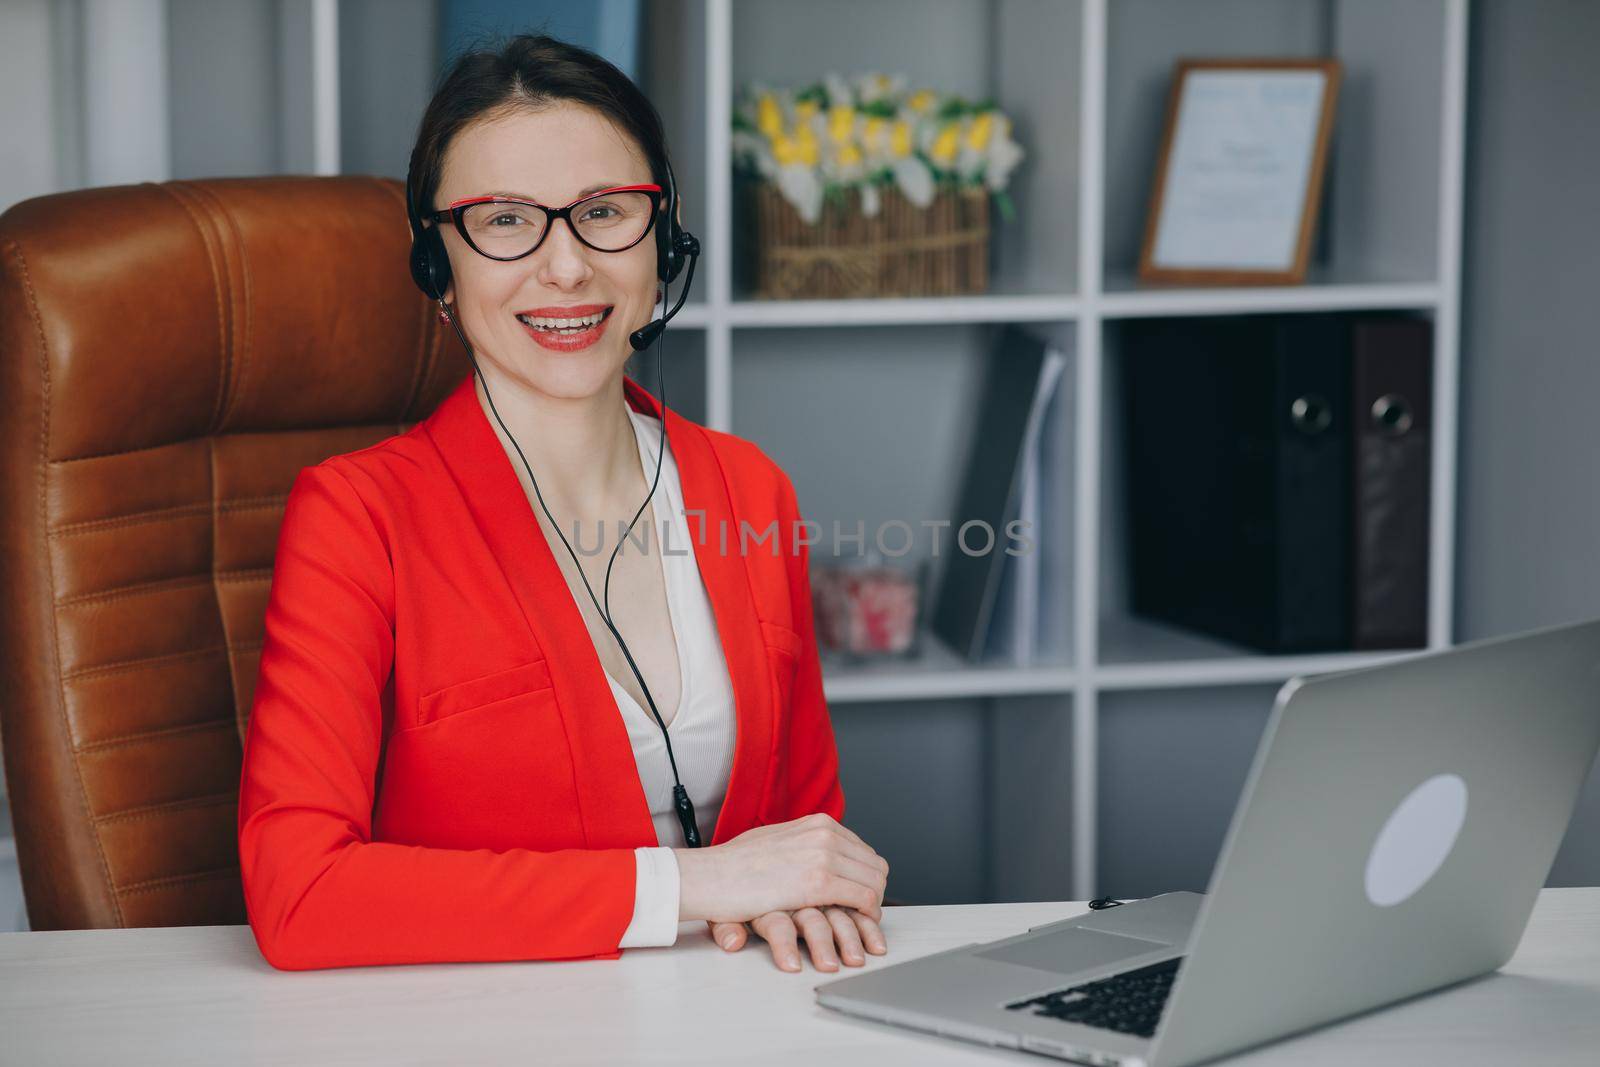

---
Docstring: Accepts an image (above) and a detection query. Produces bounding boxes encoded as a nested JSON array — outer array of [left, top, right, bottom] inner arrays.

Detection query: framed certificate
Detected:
[[1139, 58, 1342, 286]]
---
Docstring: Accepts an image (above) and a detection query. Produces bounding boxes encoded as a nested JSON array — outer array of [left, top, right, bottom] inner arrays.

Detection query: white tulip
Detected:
[[861, 183, 882, 218], [892, 156, 935, 208], [777, 163, 824, 224]]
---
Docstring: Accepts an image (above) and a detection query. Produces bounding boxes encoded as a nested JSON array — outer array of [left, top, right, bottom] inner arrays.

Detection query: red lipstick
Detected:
[[516, 304, 614, 352]]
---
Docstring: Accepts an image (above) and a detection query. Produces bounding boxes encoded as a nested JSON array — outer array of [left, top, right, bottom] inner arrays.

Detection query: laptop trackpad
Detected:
[[975, 928, 1171, 978]]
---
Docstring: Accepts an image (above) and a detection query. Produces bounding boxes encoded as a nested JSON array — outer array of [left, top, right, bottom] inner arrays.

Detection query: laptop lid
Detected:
[[1149, 616, 1600, 1067]]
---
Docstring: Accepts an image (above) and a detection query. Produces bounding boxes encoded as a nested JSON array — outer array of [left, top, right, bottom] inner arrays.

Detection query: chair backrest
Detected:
[[0, 176, 466, 929]]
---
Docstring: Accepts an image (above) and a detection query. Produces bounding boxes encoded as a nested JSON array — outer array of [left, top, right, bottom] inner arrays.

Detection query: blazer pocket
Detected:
[[384, 660, 578, 850], [757, 622, 805, 823], [417, 659, 554, 728], [760, 619, 803, 660], [760, 619, 803, 711]]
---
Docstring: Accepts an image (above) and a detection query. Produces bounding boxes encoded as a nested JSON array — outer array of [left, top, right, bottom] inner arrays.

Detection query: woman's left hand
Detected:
[[708, 906, 887, 972]]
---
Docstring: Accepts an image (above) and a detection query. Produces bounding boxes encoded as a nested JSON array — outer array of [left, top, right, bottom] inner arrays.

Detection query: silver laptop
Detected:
[[816, 616, 1600, 1066]]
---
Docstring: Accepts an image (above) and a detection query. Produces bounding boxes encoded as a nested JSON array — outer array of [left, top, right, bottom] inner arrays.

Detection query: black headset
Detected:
[[404, 146, 707, 848]]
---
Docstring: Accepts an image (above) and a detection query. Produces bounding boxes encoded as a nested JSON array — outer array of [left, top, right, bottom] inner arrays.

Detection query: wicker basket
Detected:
[[743, 177, 991, 299]]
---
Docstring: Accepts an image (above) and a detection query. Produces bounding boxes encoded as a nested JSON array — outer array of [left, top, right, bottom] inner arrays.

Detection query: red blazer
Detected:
[[237, 373, 844, 970]]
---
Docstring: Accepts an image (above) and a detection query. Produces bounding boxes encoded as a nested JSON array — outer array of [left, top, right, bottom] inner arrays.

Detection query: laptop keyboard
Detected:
[[1005, 957, 1183, 1039]]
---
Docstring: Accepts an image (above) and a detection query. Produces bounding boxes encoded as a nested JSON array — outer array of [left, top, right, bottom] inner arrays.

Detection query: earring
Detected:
[[437, 308, 450, 324]]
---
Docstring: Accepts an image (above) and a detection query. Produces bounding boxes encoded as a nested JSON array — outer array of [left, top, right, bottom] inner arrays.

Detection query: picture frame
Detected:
[[1138, 58, 1343, 286]]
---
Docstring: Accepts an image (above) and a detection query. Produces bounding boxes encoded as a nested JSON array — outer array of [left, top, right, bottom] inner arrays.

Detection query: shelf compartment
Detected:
[[1097, 683, 1279, 899], [731, 324, 994, 560], [732, 321, 1078, 682], [1095, 313, 1438, 678], [630, 327, 709, 426], [833, 695, 995, 903], [833, 692, 1075, 903], [727, 0, 1083, 301], [987, 693, 1075, 903], [1101, 0, 1451, 291]]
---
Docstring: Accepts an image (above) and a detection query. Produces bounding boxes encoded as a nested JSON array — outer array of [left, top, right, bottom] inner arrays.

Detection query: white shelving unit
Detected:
[[652, 0, 1468, 900]]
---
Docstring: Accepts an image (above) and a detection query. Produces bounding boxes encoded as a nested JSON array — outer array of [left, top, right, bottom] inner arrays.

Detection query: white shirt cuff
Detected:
[[618, 846, 681, 948]]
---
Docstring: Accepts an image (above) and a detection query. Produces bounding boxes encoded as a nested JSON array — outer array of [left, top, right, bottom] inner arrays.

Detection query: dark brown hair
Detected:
[[407, 33, 670, 217]]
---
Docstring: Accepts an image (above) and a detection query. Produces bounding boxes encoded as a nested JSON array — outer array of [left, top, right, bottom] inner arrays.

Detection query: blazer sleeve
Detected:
[[237, 463, 638, 971], [769, 469, 846, 824]]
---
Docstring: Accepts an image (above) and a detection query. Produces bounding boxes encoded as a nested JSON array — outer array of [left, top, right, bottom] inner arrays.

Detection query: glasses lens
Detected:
[[572, 191, 655, 251], [460, 201, 548, 258]]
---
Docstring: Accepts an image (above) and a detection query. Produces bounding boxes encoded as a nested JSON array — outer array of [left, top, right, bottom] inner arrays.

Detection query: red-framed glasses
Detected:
[[424, 183, 664, 260]]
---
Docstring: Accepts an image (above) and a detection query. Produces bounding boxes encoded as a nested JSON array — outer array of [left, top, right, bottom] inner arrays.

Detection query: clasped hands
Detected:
[[673, 812, 889, 972]]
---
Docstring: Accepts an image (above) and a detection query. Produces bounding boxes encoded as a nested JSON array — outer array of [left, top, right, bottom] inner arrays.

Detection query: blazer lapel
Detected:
[[423, 373, 774, 850]]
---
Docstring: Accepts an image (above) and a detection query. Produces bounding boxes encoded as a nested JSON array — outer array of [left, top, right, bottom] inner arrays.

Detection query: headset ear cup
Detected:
[[410, 226, 452, 301], [657, 161, 683, 284], [665, 229, 695, 284], [663, 232, 686, 283], [409, 244, 435, 298], [656, 214, 675, 283]]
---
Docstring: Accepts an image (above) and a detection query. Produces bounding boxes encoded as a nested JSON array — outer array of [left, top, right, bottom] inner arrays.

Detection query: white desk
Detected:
[[1, 888, 1596, 1065]]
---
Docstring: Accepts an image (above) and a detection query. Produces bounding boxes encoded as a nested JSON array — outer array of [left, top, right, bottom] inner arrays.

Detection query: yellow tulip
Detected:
[[838, 142, 863, 167], [756, 94, 783, 139], [828, 105, 855, 143], [864, 116, 887, 150], [891, 119, 912, 158], [772, 135, 801, 166], [795, 99, 819, 122], [930, 123, 960, 164], [967, 112, 994, 152], [908, 88, 936, 113], [790, 123, 819, 166]]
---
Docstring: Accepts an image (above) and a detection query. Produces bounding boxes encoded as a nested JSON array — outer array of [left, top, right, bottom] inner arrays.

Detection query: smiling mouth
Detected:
[[516, 307, 614, 333]]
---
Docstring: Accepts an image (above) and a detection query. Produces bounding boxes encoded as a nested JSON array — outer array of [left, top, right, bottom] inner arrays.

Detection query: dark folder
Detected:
[[932, 325, 1051, 661], [1123, 314, 1352, 653], [1350, 317, 1432, 650]]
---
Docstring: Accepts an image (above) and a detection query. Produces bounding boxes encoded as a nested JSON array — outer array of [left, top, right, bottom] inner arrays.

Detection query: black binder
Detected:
[[1123, 314, 1351, 653], [1350, 316, 1432, 650], [932, 325, 1051, 661]]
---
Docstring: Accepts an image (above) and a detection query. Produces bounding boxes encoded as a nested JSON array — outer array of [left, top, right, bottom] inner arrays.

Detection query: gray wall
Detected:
[[339, 0, 437, 178], [1456, 0, 1600, 885], [0, 0, 76, 207], [169, 0, 280, 179]]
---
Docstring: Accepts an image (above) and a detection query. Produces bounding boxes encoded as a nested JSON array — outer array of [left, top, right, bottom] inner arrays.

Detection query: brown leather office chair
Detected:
[[0, 176, 466, 930]]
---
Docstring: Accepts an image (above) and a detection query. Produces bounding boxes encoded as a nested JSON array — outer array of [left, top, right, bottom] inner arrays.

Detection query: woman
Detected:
[[237, 34, 890, 973]]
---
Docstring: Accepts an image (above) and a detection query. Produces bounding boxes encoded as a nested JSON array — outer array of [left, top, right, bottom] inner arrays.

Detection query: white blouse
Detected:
[[612, 404, 738, 948]]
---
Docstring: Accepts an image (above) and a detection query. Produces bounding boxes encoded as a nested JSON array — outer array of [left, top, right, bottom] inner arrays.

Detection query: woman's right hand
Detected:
[[674, 813, 889, 924]]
